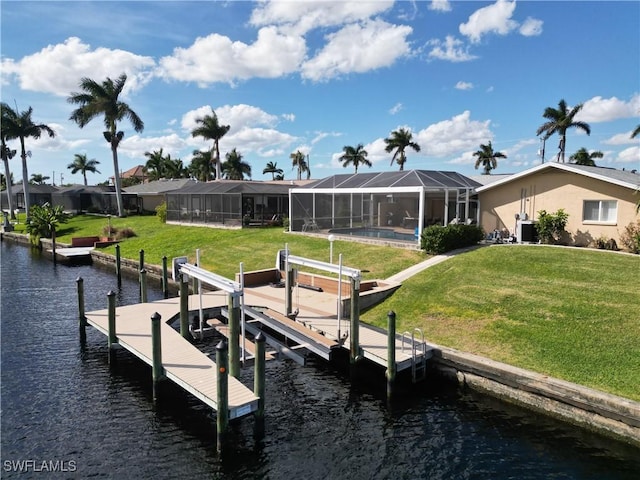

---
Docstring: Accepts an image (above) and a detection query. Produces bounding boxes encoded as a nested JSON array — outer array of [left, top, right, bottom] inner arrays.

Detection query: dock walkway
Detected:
[[84, 293, 259, 420]]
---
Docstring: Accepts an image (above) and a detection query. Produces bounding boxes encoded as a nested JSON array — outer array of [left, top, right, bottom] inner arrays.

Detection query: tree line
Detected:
[[2, 71, 639, 218]]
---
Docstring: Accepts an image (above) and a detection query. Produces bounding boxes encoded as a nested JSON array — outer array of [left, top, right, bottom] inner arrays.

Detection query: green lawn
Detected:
[[15, 214, 640, 400]]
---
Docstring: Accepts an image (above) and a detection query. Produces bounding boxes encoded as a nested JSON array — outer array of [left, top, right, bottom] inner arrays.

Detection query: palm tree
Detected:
[[143, 148, 167, 181], [68, 153, 101, 185], [1, 103, 56, 220], [263, 161, 283, 180], [68, 73, 144, 217], [473, 141, 506, 175], [569, 147, 603, 166], [536, 99, 591, 163], [384, 127, 420, 171], [222, 149, 251, 180], [164, 155, 186, 179], [631, 125, 640, 139], [191, 108, 230, 181], [339, 144, 371, 173], [30, 173, 50, 185], [1, 137, 17, 219], [189, 149, 215, 181], [290, 150, 309, 180]]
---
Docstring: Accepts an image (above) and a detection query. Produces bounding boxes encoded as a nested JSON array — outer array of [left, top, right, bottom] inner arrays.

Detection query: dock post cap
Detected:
[[387, 310, 396, 318], [107, 290, 116, 297], [151, 312, 161, 321], [255, 332, 265, 343], [216, 339, 228, 351]]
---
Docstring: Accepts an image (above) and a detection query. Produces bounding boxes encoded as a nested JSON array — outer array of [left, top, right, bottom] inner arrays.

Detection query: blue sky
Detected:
[[1, 0, 639, 185]]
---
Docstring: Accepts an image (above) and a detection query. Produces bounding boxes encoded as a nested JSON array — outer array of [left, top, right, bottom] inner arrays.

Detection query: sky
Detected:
[[1, 0, 639, 186]]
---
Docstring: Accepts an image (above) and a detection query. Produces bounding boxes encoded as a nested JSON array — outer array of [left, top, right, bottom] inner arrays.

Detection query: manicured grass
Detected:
[[19, 213, 640, 400]]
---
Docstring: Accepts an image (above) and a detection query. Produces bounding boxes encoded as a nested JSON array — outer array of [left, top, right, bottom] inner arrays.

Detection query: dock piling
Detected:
[[254, 332, 266, 420], [350, 276, 360, 365], [140, 269, 148, 303], [107, 290, 117, 364], [216, 340, 229, 454], [386, 311, 397, 401], [179, 273, 189, 339], [115, 244, 121, 284], [76, 277, 86, 344], [228, 294, 240, 378], [151, 312, 164, 401], [162, 256, 168, 299]]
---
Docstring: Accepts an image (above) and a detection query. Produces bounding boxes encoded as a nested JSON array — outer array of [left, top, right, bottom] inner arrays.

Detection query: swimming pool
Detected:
[[328, 227, 418, 242]]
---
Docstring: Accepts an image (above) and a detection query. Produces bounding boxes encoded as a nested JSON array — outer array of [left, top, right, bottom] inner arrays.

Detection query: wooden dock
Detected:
[[84, 293, 259, 420]]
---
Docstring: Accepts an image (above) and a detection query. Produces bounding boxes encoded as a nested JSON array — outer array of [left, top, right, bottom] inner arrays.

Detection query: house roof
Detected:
[[166, 180, 295, 195], [124, 178, 195, 194], [299, 170, 481, 190], [475, 162, 640, 193], [54, 184, 115, 194]]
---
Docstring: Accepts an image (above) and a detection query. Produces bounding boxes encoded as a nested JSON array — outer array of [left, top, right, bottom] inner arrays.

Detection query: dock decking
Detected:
[[84, 293, 259, 420]]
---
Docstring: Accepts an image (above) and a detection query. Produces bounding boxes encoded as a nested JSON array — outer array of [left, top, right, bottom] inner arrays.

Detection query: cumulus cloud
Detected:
[[119, 133, 187, 159], [429, 0, 452, 13], [415, 111, 493, 157], [249, 0, 393, 35], [427, 35, 477, 62], [301, 20, 412, 81], [157, 27, 306, 86], [616, 146, 640, 164], [459, 0, 518, 43], [519, 17, 543, 37], [603, 130, 640, 146], [1, 37, 155, 97], [455, 81, 473, 90], [576, 94, 640, 123]]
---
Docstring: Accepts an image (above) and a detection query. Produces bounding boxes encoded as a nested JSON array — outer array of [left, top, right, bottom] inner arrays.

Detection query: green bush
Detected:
[[619, 220, 640, 254], [535, 209, 569, 244], [25, 203, 69, 246], [155, 202, 167, 223], [420, 224, 484, 254]]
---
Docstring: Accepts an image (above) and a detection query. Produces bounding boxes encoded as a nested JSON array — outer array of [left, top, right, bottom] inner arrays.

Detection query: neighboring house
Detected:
[[52, 185, 139, 215], [1, 183, 58, 212], [476, 163, 640, 246], [111, 165, 148, 185], [124, 178, 195, 213]]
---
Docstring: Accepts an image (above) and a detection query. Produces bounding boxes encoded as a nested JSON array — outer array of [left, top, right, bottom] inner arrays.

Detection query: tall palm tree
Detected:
[[68, 153, 101, 185], [263, 161, 283, 180], [189, 149, 215, 181], [290, 150, 309, 180], [30, 173, 50, 185], [339, 144, 371, 173], [384, 127, 420, 171], [631, 125, 640, 139], [569, 147, 603, 167], [222, 149, 251, 180], [143, 148, 167, 181], [191, 108, 230, 181], [536, 99, 590, 163], [473, 141, 506, 175], [164, 155, 187, 179], [1, 137, 17, 219], [1, 103, 56, 220], [68, 73, 144, 217]]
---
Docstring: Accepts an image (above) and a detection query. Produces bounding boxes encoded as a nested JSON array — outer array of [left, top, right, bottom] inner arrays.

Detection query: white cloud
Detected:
[[157, 27, 306, 86], [429, 0, 451, 13], [519, 17, 543, 37], [455, 81, 473, 90], [1, 37, 155, 97], [415, 111, 493, 157], [389, 103, 403, 115], [616, 146, 640, 164], [576, 94, 640, 123], [427, 35, 478, 62], [459, 0, 518, 44], [603, 130, 640, 146], [281, 113, 296, 122], [119, 133, 187, 159], [249, 0, 393, 35], [301, 20, 412, 81]]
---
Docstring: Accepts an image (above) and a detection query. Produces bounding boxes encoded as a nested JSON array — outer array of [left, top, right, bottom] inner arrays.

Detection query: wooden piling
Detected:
[[179, 274, 189, 340], [140, 269, 148, 303], [151, 312, 164, 401], [107, 290, 117, 364], [162, 256, 168, 299], [386, 310, 397, 401], [254, 332, 266, 420], [138, 250, 144, 297], [76, 277, 86, 344], [216, 340, 229, 454], [115, 244, 121, 284], [228, 294, 240, 378], [350, 277, 360, 366]]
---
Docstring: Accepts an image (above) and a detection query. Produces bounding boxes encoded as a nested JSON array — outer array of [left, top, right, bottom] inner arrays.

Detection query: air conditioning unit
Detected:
[[517, 220, 538, 243]]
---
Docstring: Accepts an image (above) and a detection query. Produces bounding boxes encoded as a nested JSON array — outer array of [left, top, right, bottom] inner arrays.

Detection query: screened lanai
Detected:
[[289, 170, 481, 243], [165, 180, 292, 227]]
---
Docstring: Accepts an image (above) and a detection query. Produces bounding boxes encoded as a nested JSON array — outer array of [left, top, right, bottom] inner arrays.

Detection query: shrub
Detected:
[[115, 227, 136, 240], [619, 220, 640, 254], [102, 225, 118, 239], [420, 224, 484, 254], [155, 201, 167, 223], [535, 209, 569, 244], [25, 203, 69, 246]]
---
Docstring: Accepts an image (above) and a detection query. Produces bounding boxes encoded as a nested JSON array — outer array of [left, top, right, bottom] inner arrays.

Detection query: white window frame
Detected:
[[582, 200, 617, 224]]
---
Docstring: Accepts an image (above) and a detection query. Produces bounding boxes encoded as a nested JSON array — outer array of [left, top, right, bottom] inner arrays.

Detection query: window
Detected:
[[583, 200, 617, 223]]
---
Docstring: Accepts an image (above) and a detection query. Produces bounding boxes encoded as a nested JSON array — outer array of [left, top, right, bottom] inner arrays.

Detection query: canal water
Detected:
[[1, 240, 638, 479]]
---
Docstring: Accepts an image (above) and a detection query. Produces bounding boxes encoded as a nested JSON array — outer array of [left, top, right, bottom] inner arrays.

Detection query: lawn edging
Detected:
[[430, 343, 640, 447]]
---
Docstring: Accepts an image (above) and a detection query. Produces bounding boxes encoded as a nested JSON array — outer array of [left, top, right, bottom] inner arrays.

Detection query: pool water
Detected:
[[329, 227, 418, 242]]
